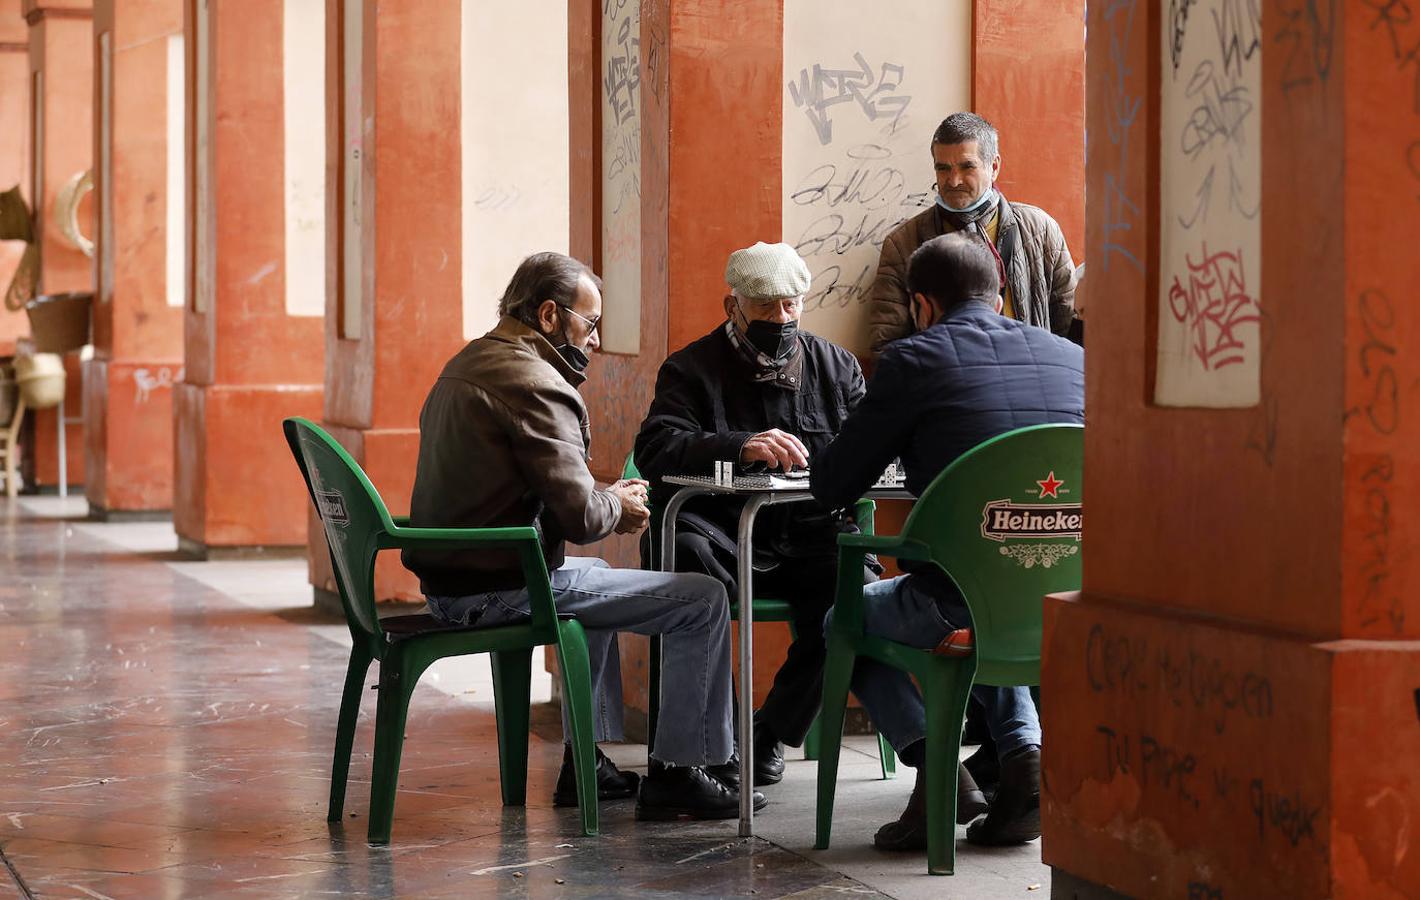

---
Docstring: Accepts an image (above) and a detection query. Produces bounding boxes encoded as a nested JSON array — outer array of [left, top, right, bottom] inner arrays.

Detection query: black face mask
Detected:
[[552, 310, 592, 374], [743, 319, 799, 361], [555, 343, 590, 373]]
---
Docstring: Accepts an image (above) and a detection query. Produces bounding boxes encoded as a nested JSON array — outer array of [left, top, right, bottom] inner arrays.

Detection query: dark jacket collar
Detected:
[[488, 315, 586, 387], [930, 300, 1004, 329]]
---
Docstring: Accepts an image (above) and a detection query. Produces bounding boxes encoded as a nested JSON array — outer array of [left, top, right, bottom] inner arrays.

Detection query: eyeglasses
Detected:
[[559, 305, 601, 333]]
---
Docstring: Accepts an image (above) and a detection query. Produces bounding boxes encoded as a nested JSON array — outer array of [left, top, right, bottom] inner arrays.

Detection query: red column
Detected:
[[0, 1, 31, 355], [1043, 4, 1420, 897], [307, 0, 464, 606], [85, 0, 183, 517], [25, 0, 91, 490], [174, 0, 322, 555]]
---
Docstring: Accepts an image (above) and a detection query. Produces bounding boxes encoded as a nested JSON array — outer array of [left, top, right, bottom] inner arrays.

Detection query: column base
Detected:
[[84, 357, 181, 514], [1051, 869, 1135, 900], [1042, 592, 1420, 899], [87, 503, 171, 523], [173, 381, 322, 550], [176, 535, 307, 561]]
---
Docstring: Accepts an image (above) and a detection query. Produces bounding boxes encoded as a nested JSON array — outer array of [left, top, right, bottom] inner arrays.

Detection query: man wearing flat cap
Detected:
[[635, 242, 874, 787]]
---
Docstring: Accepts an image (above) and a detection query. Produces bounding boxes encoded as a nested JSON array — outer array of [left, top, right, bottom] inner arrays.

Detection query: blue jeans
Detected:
[[823, 574, 1040, 761], [427, 557, 734, 767]]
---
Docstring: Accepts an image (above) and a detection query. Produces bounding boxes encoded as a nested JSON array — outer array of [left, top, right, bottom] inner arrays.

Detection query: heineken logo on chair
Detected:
[[317, 489, 350, 527], [980, 471, 1081, 569]]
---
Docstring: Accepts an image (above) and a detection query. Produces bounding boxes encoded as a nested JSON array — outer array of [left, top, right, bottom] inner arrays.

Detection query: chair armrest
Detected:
[[381, 523, 560, 637], [853, 498, 875, 536], [381, 524, 540, 553], [837, 533, 932, 562]]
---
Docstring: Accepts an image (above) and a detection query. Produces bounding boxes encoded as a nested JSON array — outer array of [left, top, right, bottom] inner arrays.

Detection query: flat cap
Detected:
[[725, 242, 811, 300]]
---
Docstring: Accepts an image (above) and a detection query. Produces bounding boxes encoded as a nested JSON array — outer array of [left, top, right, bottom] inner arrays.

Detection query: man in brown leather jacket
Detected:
[[404, 252, 764, 821], [866, 112, 1077, 354]]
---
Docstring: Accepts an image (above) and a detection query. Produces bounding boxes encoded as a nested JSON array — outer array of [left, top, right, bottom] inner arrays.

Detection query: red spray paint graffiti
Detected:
[[1167, 244, 1260, 370]]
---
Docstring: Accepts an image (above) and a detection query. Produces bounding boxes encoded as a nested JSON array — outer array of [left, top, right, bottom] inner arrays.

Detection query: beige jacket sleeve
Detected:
[[866, 232, 915, 356], [1044, 217, 1077, 335]]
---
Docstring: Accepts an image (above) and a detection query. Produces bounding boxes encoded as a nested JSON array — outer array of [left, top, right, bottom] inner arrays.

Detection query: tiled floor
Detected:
[[1, 496, 1049, 899]]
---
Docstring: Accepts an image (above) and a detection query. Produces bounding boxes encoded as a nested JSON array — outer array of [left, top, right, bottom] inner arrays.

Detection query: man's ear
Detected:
[[536, 299, 560, 335], [723, 294, 738, 321], [993, 294, 1005, 315], [990, 154, 1002, 181]]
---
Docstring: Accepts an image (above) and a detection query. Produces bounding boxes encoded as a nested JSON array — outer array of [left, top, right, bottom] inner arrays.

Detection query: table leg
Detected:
[[655, 488, 707, 760], [56, 395, 66, 499], [736, 495, 769, 837]]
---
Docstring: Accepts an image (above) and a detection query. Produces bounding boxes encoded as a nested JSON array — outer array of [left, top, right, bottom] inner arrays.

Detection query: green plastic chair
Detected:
[[814, 423, 1083, 875], [283, 417, 602, 844], [625, 453, 895, 778]]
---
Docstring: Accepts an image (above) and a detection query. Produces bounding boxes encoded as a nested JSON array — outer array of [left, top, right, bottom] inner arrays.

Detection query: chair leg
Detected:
[[367, 650, 416, 845], [646, 633, 662, 759], [328, 646, 372, 822], [923, 666, 973, 876], [878, 733, 897, 779], [802, 715, 822, 760], [814, 633, 855, 850], [556, 620, 600, 837], [490, 648, 532, 808]]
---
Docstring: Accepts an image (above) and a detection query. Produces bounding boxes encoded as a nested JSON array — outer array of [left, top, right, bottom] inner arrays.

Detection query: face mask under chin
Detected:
[[552, 317, 591, 373], [936, 186, 997, 215]]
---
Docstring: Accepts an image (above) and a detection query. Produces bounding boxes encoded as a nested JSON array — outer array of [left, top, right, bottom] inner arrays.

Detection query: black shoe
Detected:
[[635, 764, 768, 821], [706, 751, 741, 791], [966, 747, 1041, 846], [963, 742, 1001, 801], [873, 763, 986, 851], [752, 720, 785, 786], [553, 745, 640, 807]]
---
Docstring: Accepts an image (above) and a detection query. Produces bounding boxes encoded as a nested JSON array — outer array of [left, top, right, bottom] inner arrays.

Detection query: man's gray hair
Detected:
[[497, 252, 601, 326], [931, 112, 999, 164]]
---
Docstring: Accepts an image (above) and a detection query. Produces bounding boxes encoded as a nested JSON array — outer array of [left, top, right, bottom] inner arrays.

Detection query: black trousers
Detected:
[[676, 531, 874, 747]]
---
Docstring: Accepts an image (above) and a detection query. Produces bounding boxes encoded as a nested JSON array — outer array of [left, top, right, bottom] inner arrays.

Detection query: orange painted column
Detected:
[[85, 0, 183, 517], [1043, 4, 1420, 898], [174, 0, 322, 555], [307, 0, 464, 606], [25, 0, 91, 490], [0, 0, 31, 355]]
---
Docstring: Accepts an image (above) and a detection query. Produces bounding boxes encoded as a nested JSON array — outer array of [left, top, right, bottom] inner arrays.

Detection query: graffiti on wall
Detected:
[[1155, 0, 1263, 407]]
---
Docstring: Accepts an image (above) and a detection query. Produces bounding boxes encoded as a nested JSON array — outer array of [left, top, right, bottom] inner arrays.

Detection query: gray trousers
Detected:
[[426, 557, 734, 767]]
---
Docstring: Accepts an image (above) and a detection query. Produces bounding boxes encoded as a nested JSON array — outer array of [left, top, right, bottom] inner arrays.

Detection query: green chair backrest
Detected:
[[901, 423, 1083, 684], [284, 417, 396, 641], [622, 452, 640, 481]]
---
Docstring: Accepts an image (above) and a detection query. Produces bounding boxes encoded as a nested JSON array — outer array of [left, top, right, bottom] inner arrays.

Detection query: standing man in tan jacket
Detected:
[[866, 113, 1077, 354]]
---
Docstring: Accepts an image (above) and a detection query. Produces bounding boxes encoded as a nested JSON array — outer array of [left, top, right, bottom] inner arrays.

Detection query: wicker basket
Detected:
[[14, 352, 65, 410], [25, 292, 93, 353]]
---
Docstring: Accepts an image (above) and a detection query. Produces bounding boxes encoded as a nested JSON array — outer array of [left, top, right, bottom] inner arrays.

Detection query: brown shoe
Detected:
[[966, 747, 1040, 845], [873, 763, 987, 851]]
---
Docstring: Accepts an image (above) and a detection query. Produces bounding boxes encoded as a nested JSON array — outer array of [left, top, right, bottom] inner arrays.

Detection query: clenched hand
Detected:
[[608, 478, 651, 534], [739, 429, 809, 471]]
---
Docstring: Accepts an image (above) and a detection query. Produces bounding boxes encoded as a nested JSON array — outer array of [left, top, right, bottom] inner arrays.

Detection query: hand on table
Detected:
[[739, 429, 809, 472]]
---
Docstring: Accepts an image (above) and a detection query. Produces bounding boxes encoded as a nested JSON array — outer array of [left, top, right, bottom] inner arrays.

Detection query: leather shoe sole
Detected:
[[635, 790, 768, 821]]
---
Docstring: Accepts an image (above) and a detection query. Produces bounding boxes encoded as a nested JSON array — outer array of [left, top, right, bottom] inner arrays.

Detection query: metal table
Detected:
[[658, 473, 911, 836]]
